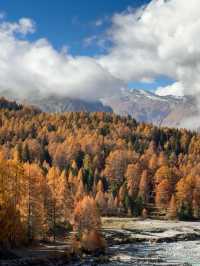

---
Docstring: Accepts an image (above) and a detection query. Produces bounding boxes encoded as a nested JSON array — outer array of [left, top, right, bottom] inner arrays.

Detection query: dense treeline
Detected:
[[0, 99, 200, 248]]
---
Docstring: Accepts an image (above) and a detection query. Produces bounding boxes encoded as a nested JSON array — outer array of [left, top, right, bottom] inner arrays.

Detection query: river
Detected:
[[76, 218, 200, 266], [72, 240, 200, 266], [105, 240, 200, 265], [2, 219, 200, 266]]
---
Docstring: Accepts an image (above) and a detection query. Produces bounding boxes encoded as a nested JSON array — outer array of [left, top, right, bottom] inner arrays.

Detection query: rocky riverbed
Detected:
[[100, 218, 200, 266], [102, 217, 200, 245], [1, 218, 200, 266]]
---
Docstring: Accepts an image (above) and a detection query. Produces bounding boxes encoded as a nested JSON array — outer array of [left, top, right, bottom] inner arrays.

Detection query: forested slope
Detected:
[[0, 98, 200, 248]]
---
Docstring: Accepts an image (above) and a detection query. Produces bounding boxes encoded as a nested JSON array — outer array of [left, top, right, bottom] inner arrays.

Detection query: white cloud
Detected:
[[0, 17, 124, 100], [83, 35, 97, 47], [1, 0, 200, 112], [0, 18, 35, 36], [99, 0, 200, 98], [156, 82, 184, 97], [95, 19, 103, 27]]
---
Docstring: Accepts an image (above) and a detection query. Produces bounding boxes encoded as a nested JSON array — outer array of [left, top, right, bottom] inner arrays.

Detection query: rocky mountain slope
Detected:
[[30, 95, 112, 113], [102, 89, 198, 128]]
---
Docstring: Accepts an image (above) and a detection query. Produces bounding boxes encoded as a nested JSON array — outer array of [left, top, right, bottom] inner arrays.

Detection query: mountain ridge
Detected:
[[101, 89, 197, 128], [0, 88, 198, 129]]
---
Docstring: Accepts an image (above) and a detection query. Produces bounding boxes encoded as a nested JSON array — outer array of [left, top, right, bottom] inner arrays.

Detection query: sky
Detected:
[[0, 0, 150, 55], [0, 0, 175, 95], [0, 0, 200, 103]]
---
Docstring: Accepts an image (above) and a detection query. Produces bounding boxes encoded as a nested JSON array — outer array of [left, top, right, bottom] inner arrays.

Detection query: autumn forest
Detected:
[[0, 98, 200, 251]]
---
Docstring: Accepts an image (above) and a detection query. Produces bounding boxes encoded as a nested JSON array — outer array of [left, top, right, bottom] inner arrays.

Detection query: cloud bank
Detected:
[[100, 0, 200, 99], [156, 82, 184, 97], [1, 0, 200, 126], [0, 17, 124, 100]]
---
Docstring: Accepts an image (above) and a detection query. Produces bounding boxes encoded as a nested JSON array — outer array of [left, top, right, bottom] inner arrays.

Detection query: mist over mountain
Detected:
[[30, 95, 112, 113], [2, 88, 196, 129], [0, 89, 112, 113]]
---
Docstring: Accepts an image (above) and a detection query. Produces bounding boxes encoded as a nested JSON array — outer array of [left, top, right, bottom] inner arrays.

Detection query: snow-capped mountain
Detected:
[[101, 89, 197, 128]]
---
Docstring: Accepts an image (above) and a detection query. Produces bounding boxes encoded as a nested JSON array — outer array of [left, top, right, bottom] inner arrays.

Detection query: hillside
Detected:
[[0, 99, 200, 248]]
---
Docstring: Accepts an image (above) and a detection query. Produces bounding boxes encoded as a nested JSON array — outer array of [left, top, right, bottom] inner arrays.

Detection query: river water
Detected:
[[104, 241, 200, 266], [71, 218, 200, 266], [72, 240, 200, 266]]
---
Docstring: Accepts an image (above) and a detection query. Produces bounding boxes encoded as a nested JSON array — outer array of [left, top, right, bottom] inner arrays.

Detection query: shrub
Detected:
[[81, 230, 106, 254]]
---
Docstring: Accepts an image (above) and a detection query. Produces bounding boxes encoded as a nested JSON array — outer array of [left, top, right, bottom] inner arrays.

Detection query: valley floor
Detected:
[[1, 218, 200, 266], [102, 217, 200, 244], [101, 218, 200, 266]]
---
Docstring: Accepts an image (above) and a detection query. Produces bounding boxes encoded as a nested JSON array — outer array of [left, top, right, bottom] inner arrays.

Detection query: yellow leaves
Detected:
[[75, 179, 85, 203], [81, 229, 106, 253], [155, 179, 172, 208], [104, 150, 136, 184], [158, 151, 168, 167], [138, 170, 150, 202], [0, 203, 26, 247], [155, 165, 172, 185], [96, 180, 104, 193], [1, 105, 200, 243], [176, 178, 192, 204], [167, 194, 177, 219], [74, 196, 101, 233], [0, 159, 27, 247], [95, 191, 107, 211]]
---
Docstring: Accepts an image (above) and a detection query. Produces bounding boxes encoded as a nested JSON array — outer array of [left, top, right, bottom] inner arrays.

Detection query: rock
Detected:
[[93, 255, 110, 264], [0, 250, 19, 260]]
